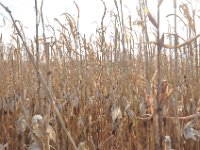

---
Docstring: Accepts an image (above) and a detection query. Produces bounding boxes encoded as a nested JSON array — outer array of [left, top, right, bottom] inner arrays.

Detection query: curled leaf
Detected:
[[177, 100, 184, 113], [87, 96, 94, 107], [183, 127, 200, 141], [111, 103, 122, 122], [125, 105, 136, 127], [6, 97, 15, 112], [47, 125, 56, 142], [125, 104, 135, 121], [183, 119, 200, 141], [139, 100, 146, 116], [71, 96, 79, 109], [158, 0, 164, 8], [145, 7, 158, 29], [28, 141, 41, 150], [16, 116, 27, 134], [78, 142, 88, 150], [77, 116, 84, 129], [32, 115, 43, 125], [165, 136, 172, 150], [158, 33, 164, 51], [31, 114, 56, 142], [0, 143, 8, 150], [187, 99, 196, 114]]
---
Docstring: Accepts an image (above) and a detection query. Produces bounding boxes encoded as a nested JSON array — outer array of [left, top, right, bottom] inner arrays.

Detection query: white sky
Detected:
[[0, 0, 200, 44]]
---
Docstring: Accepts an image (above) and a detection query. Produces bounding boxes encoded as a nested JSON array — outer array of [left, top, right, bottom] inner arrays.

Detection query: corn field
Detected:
[[0, 0, 200, 150]]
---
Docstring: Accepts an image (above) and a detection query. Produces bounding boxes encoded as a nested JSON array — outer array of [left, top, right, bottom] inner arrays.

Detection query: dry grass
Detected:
[[0, 0, 200, 150]]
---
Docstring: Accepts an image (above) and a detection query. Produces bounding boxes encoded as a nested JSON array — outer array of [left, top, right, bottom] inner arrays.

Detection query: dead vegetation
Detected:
[[0, 0, 200, 149]]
